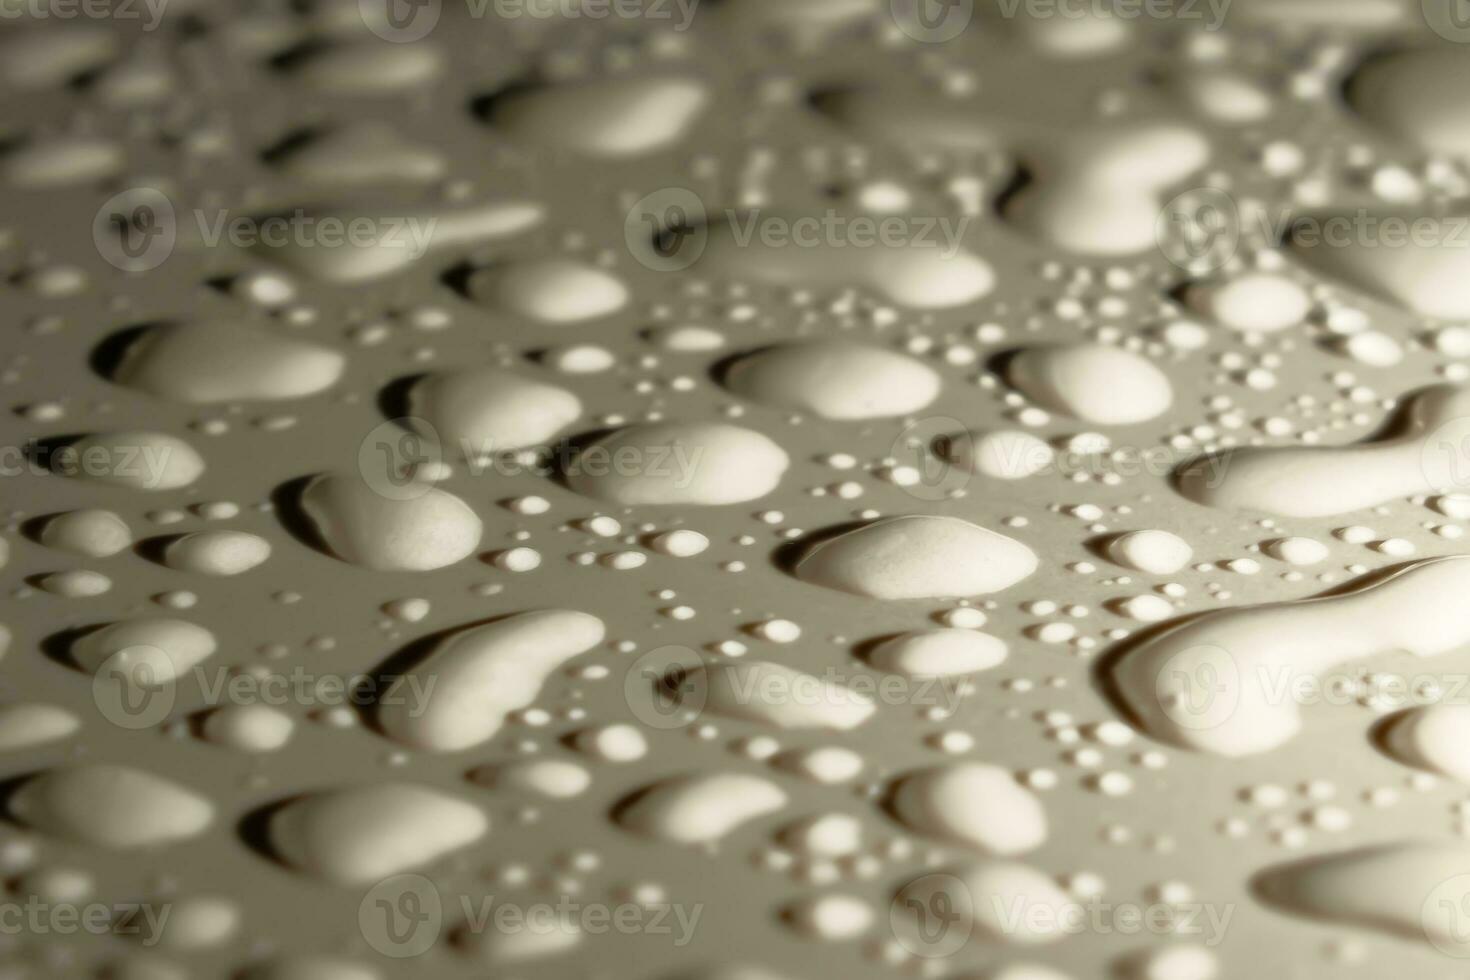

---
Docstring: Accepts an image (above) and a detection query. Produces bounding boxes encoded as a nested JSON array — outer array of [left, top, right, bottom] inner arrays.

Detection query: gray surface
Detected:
[[1, 1, 1467, 978]]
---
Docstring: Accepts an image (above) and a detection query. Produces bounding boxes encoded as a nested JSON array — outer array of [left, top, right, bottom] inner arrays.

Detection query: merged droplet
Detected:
[[795, 516, 1037, 600], [268, 783, 487, 885], [471, 758, 592, 799], [867, 629, 1008, 677], [1254, 842, 1470, 953], [466, 258, 629, 324], [566, 422, 788, 506], [297, 473, 482, 571], [289, 41, 443, 95], [1007, 344, 1173, 425], [378, 610, 605, 752], [721, 341, 940, 420], [109, 322, 345, 403], [0, 704, 80, 751], [1176, 384, 1470, 517], [268, 123, 445, 185], [163, 531, 272, 576], [11, 765, 214, 849], [1109, 556, 1470, 756], [1286, 212, 1470, 319], [1004, 122, 1210, 255], [247, 201, 541, 283], [54, 431, 204, 491], [680, 660, 876, 730], [3, 136, 123, 188], [404, 367, 581, 455], [482, 75, 708, 157], [1381, 704, 1470, 782], [890, 763, 1047, 855], [1346, 47, 1470, 159], [617, 773, 787, 845], [71, 618, 217, 685]]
